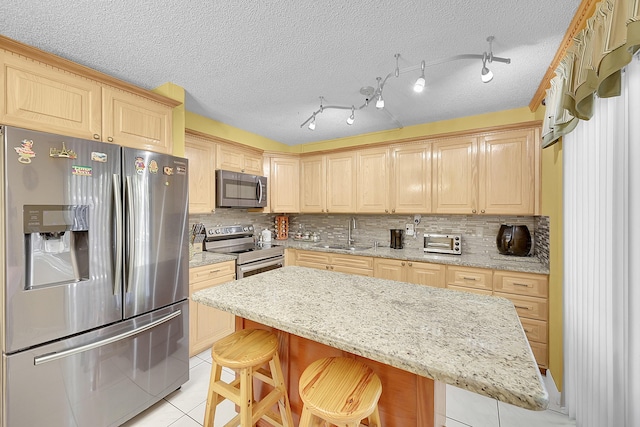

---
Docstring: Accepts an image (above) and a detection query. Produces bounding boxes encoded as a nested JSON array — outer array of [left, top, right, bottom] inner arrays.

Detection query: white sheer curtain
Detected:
[[563, 53, 640, 427]]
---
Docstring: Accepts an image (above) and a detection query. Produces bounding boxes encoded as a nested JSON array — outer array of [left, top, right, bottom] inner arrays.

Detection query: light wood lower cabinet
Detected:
[[493, 271, 549, 368], [373, 258, 445, 288], [446, 265, 493, 293], [294, 250, 373, 276], [189, 261, 236, 356]]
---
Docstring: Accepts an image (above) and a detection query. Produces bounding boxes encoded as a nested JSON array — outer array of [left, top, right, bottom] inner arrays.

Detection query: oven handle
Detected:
[[238, 257, 284, 275]]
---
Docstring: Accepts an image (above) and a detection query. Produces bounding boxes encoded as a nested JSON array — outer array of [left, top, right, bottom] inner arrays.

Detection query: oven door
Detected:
[[237, 256, 284, 279]]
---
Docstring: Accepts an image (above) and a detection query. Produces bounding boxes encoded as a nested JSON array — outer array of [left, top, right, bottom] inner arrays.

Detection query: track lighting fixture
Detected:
[[299, 36, 510, 130], [414, 60, 426, 93], [346, 106, 355, 125], [375, 77, 385, 109]]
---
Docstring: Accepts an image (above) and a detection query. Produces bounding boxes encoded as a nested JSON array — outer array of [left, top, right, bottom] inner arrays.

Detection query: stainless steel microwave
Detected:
[[424, 233, 462, 255], [215, 170, 267, 208]]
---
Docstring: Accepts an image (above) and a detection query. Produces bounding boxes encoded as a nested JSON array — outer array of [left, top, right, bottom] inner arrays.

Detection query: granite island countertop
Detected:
[[188, 251, 236, 268], [192, 266, 548, 411]]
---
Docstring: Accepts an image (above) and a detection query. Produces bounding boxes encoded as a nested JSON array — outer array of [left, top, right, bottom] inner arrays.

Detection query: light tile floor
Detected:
[[123, 351, 576, 427]]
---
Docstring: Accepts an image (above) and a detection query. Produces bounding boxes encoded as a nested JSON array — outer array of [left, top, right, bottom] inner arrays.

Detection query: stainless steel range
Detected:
[[203, 224, 284, 279]]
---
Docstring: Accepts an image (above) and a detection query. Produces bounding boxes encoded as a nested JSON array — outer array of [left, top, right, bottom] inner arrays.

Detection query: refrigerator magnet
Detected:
[[72, 165, 92, 177], [176, 166, 186, 175], [134, 157, 145, 174], [163, 166, 174, 175], [149, 160, 159, 174], [49, 142, 77, 159], [91, 152, 108, 163], [14, 139, 36, 164]]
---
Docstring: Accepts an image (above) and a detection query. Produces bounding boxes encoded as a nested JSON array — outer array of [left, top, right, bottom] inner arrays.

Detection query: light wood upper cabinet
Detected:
[[102, 86, 173, 153], [432, 137, 478, 214], [216, 142, 263, 175], [270, 156, 300, 213], [325, 151, 357, 213], [300, 155, 327, 213], [356, 147, 390, 213], [185, 133, 216, 214], [478, 129, 535, 215], [391, 143, 432, 214], [1, 51, 102, 140]]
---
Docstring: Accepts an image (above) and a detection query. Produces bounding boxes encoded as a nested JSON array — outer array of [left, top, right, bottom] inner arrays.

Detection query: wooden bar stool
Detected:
[[298, 357, 382, 427], [204, 329, 294, 427]]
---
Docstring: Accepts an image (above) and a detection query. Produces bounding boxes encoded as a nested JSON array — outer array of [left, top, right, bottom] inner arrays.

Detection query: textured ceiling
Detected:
[[0, 1, 581, 145]]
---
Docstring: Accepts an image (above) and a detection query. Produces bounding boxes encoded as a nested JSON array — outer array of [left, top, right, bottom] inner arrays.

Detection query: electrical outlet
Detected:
[[405, 223, 415, 236]]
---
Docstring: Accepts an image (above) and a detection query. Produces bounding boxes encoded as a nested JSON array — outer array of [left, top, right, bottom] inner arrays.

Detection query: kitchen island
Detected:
[[192, 266, 548, 426]]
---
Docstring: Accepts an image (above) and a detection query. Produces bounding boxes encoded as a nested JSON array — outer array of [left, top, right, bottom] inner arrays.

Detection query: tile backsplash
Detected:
[[190, 209, 549, 261]]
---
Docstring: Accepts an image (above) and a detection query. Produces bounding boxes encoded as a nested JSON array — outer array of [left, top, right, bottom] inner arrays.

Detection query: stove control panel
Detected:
[[203, 224, 254, 239]]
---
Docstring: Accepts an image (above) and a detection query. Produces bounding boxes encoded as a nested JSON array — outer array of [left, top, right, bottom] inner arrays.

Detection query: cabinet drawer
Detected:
[[494, 271, 548, 298], [529, 341, 548, 367], [446, 284, 492, 296], [520, 318, 548, 343], [296, 250, 331, 265], [331, 265, 373, 277], [330, 254, 373, 269], [495, 292, 548, 321], [446, 266, 492, 291], [189, 261, 236, 284]]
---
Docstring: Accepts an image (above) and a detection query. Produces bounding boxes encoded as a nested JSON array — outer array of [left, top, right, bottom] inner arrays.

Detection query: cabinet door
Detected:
[[356, 148, 389, 213], [243, 151, 264, 175], [185, 134, 215, 213], [406, 261, 446, 288], [300, 155, 326, 213], [392, 144, 432, 213], [432, 137, 478, 214], [479, 129, 535, 215], [271, 156, 300, 213], [102, 87, 173, 153], [1, 52, 102, 139], [326, 152, 356, 213], [216, 143, 263, 174], [373, 258, 406, 282]]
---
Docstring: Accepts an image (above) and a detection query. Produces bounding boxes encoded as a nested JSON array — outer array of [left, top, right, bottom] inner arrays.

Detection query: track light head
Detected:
[[308, 113, 316, 130], [346, 106, 355, 125], [414, 61, 426, 92], [376, 95, 384, 109], [481, 58, 493, 83]]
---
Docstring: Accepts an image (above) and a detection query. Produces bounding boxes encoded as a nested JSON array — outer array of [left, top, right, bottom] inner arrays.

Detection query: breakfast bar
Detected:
[[192, 266, 548, 426]]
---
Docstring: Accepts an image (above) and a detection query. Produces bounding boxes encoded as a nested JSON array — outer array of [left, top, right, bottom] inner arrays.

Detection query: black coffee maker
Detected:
[[390, 229, 404, 249]]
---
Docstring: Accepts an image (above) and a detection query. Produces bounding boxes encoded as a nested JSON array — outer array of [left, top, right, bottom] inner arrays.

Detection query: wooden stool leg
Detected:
[[367, 406, 382, 427], [298, 406, 325, 427], [239, 366, 253, 426], [204, 361, 223, 427], [270, 352, 294, 427]]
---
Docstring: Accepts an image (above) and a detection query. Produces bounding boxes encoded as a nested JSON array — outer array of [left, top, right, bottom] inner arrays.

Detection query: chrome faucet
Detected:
[[347, 217, 356, 246]]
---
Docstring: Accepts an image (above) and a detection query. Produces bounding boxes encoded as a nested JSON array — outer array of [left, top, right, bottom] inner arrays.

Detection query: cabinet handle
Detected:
[[325, 266, 330, 270], [209, 269, 221, 274], [514, 282, 531, 287], [241, 169, 245, 172], [385, 209, 389, 213], [481, 209, 485, 213], [515, 305, 531, 310], [523, 328, 532, 333], [462, 276, 477, 281], [401, 262, 405, 266], [408, 262, 412, 266], [93, 134, 100, 140], [472, 209, 477, 214], [107, 137, 114, 142], [392, 209, 395, 213], [326, 209, 329, 213], [330, 266, 334, 270]]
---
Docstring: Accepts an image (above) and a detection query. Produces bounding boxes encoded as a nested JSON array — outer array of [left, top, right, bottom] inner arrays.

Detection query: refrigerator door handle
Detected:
[[125, 176, 135, 293], [113, 174, 123, 295], [34, 310, 182, 365]]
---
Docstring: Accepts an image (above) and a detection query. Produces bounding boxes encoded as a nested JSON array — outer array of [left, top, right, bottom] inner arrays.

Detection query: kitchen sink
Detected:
[[314, 244, 372, 251]]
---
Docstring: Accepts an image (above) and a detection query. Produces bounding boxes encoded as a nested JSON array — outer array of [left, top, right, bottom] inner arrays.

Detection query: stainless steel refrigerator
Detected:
[[0, 126, 190, 427]]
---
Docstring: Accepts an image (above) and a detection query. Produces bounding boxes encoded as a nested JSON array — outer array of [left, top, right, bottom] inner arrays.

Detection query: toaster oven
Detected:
[[424, 234, 462, 255]]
